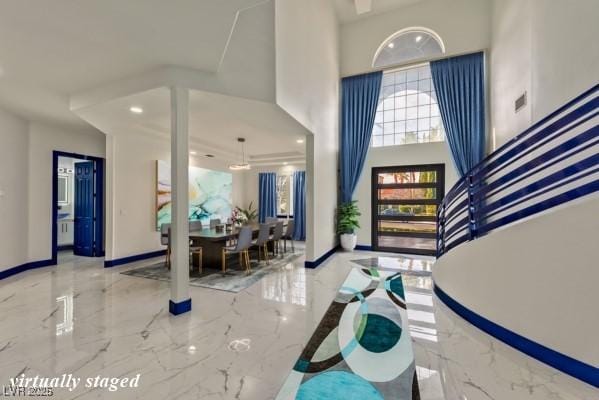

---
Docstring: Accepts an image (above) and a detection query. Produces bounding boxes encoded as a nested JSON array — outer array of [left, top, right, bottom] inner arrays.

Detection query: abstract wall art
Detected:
[[156, 160, 232, 230]]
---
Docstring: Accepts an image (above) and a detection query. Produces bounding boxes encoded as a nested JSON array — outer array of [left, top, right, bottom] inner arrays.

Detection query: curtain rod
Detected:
[[342, 48, 488, 78]]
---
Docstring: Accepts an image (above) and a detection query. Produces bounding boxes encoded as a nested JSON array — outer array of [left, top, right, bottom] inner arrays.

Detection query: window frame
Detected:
[[372, 63, 445, 148], [276, 173, 294, 218]]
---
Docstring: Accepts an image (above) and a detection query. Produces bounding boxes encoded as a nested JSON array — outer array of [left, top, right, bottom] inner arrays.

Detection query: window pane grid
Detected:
[[372, 64, 445, 147]]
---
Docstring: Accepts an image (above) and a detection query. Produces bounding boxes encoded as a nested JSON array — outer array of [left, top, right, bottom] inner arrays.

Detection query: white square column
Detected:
[[169, 86, 191, 315]]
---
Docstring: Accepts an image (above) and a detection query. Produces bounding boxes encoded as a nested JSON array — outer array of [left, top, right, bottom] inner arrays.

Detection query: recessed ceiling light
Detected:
[[296, 139, 304, 144], [415, 35, 422, 43], [189, 151, 197, 155], [129, 106, 143, 114], [388, 42, 395, 49], [283, 162, 288, 165]]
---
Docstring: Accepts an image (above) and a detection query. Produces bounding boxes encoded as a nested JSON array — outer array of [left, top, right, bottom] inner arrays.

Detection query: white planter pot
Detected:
[[340, 233, 357, 251]]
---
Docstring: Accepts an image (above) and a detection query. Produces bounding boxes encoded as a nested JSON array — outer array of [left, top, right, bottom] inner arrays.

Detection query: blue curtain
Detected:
[[430, 52, 486, 177], [292, 170, 306, 240], [340, 71, 383, 203], [258, 172, 277, 223]]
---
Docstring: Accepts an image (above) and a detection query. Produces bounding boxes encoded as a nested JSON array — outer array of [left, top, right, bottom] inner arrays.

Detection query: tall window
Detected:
[[276, 174, 294, 216], [372, 64, 444, 147]]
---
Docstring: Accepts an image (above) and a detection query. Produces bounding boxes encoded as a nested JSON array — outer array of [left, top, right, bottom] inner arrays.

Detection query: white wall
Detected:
[[353, 142, 459, 246], [275, 0, 340, 261], [433, 195, 599, 366], [339, 0, 490, 248], [242, 163, 306, 212], [105, 132, 246, 261], [0, 108, 29, 271], [340, 0, 491, 77], [0, 105, 106, 270], [27, 122, 106, 262], [490, 0, 599, 148]]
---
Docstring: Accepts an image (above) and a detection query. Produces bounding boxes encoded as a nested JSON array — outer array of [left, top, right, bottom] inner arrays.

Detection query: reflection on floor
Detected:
[[351, 255, 434, 276], [57, 250, 93, 265], [0, 249, 595, 399], [377, 236, 436, 251]]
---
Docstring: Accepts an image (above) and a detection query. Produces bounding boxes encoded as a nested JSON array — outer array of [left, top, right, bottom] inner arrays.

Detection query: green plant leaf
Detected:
[[336, 200, 361, 235]]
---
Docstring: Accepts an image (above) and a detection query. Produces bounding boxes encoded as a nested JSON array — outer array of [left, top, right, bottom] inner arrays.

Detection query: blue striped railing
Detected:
[[437, 85, 599, 257]]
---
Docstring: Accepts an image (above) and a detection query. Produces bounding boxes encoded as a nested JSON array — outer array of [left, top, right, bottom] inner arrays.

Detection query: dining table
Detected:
[[188, 222, 286, 270]]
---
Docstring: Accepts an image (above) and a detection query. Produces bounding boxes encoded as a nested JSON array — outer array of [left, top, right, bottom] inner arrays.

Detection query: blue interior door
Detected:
[[74, 161, 95, 256]]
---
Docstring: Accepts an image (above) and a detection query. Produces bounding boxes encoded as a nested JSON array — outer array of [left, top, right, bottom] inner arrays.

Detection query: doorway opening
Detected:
[[371, 164, 444, 255], [52, 151, 105, 264]]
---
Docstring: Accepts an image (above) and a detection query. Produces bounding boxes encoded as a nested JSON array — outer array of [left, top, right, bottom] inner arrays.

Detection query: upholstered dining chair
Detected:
[[270, 221, 284, 256], [189, 220, 203, 273], [160, 223, 171, 268], [189, 220, 203, 231], [265, 217, 278, 224], [282, 219, 295, 253], [251, 224, 272, 264], [222, 226, 253, 274], [210, 218, 221, 229]]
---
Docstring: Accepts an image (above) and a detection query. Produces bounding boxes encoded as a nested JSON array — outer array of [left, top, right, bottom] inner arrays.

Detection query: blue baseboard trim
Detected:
[[57, 245, 73, 251], [104, 250, 166, 268], [304, 246, 339, 269], [434, 283, 599, 387], [169, 298, 192, 315], [0, 259, 55, 280], [355, 244, 372, 251]]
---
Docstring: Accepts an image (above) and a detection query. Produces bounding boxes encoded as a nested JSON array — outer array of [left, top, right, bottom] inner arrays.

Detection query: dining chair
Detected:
[[222, 226, 252, 274], [265, 217, 278, 224], [270, 221, 284, 256], [282, 219, 295, 253], [251, 224, 272, 264], [189, 220, 203, 231], [188, 220, 203, 273], [160, 223, 171, 268], [210, 218, 221, 229]]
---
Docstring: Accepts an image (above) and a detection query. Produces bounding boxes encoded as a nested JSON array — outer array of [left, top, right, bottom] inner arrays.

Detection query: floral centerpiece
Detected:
[[232, 202, 258, 226]]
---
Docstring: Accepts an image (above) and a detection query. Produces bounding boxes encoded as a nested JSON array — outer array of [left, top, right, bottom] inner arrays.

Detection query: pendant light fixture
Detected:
[[229, 137, 251, 170]]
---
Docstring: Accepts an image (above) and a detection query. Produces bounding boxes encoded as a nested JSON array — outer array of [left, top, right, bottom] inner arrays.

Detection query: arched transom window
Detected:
[[373, 27, 445, 68]]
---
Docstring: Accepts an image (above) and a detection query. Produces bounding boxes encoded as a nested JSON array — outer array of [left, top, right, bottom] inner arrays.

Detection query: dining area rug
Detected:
[[275, 265, 419, 400], [120, 252, 302, 293]]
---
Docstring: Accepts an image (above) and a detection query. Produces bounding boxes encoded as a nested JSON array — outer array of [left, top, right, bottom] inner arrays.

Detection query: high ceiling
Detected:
[[75, 88, 308, 165], [332, 0, 426, 23], [0, 0, 270, 126]]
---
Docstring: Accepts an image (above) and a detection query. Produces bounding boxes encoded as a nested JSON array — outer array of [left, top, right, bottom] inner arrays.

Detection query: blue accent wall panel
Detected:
[[0, 259, 54, 280], [434, 283, 599, 387], [104, 250, 166, 268], [304, 246, 339, 269], [169, 298, 192, 315]]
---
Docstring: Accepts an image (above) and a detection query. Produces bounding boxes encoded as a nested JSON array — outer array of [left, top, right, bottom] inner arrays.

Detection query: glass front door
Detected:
[[371, 164, 444, 255]]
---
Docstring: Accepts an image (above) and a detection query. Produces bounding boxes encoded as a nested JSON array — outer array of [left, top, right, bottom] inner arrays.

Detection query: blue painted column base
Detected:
[[169, 298, 192, 315]]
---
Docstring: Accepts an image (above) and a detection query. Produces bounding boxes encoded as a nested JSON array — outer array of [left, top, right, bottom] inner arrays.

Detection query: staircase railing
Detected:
[[437, 85, 599, 257]]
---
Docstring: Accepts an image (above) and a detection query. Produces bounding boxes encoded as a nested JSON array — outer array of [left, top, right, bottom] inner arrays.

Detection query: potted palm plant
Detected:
[[337, 200, 361, 251]]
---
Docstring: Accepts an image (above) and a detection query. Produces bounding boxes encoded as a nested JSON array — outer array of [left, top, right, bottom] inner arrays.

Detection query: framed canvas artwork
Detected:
[[156, 160, 232, 230]]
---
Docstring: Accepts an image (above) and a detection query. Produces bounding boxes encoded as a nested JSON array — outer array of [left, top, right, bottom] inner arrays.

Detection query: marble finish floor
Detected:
[[0, 251, 596, 399]]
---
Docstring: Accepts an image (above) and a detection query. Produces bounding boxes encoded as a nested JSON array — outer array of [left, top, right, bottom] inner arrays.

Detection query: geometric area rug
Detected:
[[120, 252, 302, 293], [275, 266, 420, 399]]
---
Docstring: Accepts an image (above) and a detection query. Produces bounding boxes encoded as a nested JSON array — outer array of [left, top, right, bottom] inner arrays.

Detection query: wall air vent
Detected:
[[515, 92, 527, 113]]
